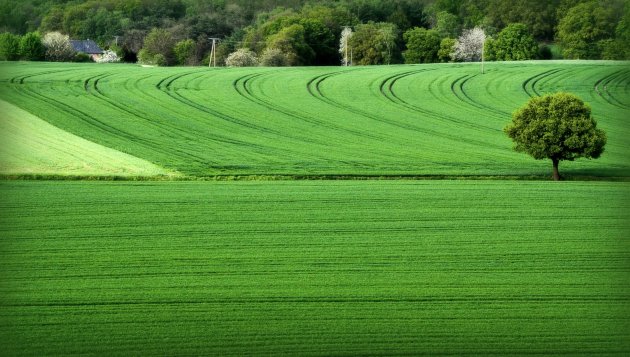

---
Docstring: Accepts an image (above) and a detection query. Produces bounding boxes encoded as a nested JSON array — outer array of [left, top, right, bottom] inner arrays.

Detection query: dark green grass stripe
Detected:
[[1, 181, 628, 356]]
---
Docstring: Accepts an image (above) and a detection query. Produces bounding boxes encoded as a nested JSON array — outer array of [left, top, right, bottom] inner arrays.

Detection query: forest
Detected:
[[0, 0, 628, 65]]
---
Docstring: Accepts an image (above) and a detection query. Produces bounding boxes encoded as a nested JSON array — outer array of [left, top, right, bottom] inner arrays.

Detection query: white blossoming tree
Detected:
[[43, 32, 75, 62], [452, 27, 486, 62], [225, 48, 258, 67], [339, 27, 353, 66], [97, 50, 120, 63]]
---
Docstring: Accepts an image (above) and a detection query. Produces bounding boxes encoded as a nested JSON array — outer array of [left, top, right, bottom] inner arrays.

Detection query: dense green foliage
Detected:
[[489, 23, 538, 61], [0, 61, 628, 178], [556, 0, 625, 60], [481, 0, 560, 40], [505, 93, 607, 180], [1, 180, 629, 355], [260, 47, 290, 67], [349, 22, 399, 65], [18, 32, 45, 61], [613, 5, 630, 59], [403, 27, 441, 63], [138, 28, 176, 66], [437, 37, 456, 62], [266, 23, 315, 66], [1, 0, 627, 65], [0, 32, 19, 60], [174, 39, 196, 66], [432, 10, 460, 38]]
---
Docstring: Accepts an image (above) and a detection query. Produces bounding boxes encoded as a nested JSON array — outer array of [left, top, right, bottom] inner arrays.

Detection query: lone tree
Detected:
[[504, 93, 607, 181], [225, 48, 258, 67], [452, 27, 485, 62]]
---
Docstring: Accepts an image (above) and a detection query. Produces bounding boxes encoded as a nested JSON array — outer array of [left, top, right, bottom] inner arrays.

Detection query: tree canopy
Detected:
[[490, 23, 538, 61], [452, 26, 485, 62], [43, 31, 75, 62], [403, 27, 441, 63], [556, 0, 621, 59], [0, 0, 627, 66], [349, 22, 399, 65], [504, 93, 607, 181], [137, 28, 176, 66], [19, 32, 45, 61]]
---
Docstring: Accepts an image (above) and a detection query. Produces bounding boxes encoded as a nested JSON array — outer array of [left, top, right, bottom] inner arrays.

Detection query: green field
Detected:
[[1, 180, 629, 356], [0, 99, 172, 177], [1, 61, 628, 178], [1, 61, 629, 355]]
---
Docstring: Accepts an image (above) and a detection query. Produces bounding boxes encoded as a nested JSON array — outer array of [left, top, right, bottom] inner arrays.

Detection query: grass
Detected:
[[0, 180, 629, 356], [0, 99, 174, 177], [0, 61, 628, 178], [0, 61, 628, 355]]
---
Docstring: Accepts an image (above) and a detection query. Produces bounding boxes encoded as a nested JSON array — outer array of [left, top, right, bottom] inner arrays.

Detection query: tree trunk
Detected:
[[552, 158, 561, 181]]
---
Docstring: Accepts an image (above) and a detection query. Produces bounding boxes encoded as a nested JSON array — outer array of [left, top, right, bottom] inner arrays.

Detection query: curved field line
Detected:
[[521, 69, 563, 97], [307, 71, 424, 131], [109, 71, 311, 169], [93, 72, 199, 139], [378, 69, 427, 104], [10, 68, 77, 84], [157, 71, 286, 140], [85, 72, 113, 93], [152, 71, 287, 155], [105, 71, 314, 168], [232, 70, 381, 140], [9, 73, 139, 141], [482, 68, 530, 113], [11, 70, 215, 167], [594, 69, 630, 109], [449, 74, 470, 103], [307, 69, 467, 143], [8, 69, 147, 144], [449, 74, 504, 116], [306, 70, 431, 133], [155, 70, 339, 165], [608, 69, 630, 107], [11, 80, 146, 144], [309, 70, 504, 150], [456, 75, 509, 117], [89, 72, 218, 164], [382, 70, 502, 133], [379, 70, 452, 116], [402, 71, 509, 135]]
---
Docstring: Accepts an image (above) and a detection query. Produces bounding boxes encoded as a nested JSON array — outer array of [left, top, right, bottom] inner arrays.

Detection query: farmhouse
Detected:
[[70, 40, 103, 61]]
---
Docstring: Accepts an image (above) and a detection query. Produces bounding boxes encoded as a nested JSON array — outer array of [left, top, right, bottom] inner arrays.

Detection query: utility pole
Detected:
[[350, 48, 353, 66], [208, 37, 220, 67], [344, 28, 349, 66], [481, 37, 485, 74], [342, 26, 352, 67]]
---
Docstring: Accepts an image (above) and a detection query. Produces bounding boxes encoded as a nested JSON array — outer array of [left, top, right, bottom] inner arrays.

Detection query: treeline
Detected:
[[0, 0, 628, 65]]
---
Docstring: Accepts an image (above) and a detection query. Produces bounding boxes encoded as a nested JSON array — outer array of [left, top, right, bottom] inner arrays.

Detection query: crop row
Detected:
[[0, 61, 628, 177], [1, 180, 629, 355]]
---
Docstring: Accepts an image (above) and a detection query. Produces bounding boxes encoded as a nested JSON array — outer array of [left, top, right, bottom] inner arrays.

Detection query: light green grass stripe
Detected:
[[0, 100, 176, 177]]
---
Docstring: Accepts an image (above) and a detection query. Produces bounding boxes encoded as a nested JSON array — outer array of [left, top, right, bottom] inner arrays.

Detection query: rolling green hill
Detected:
[[0, 99, 173, 177], [1, 61, 629, 356], [1, 61, 628, 178]]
